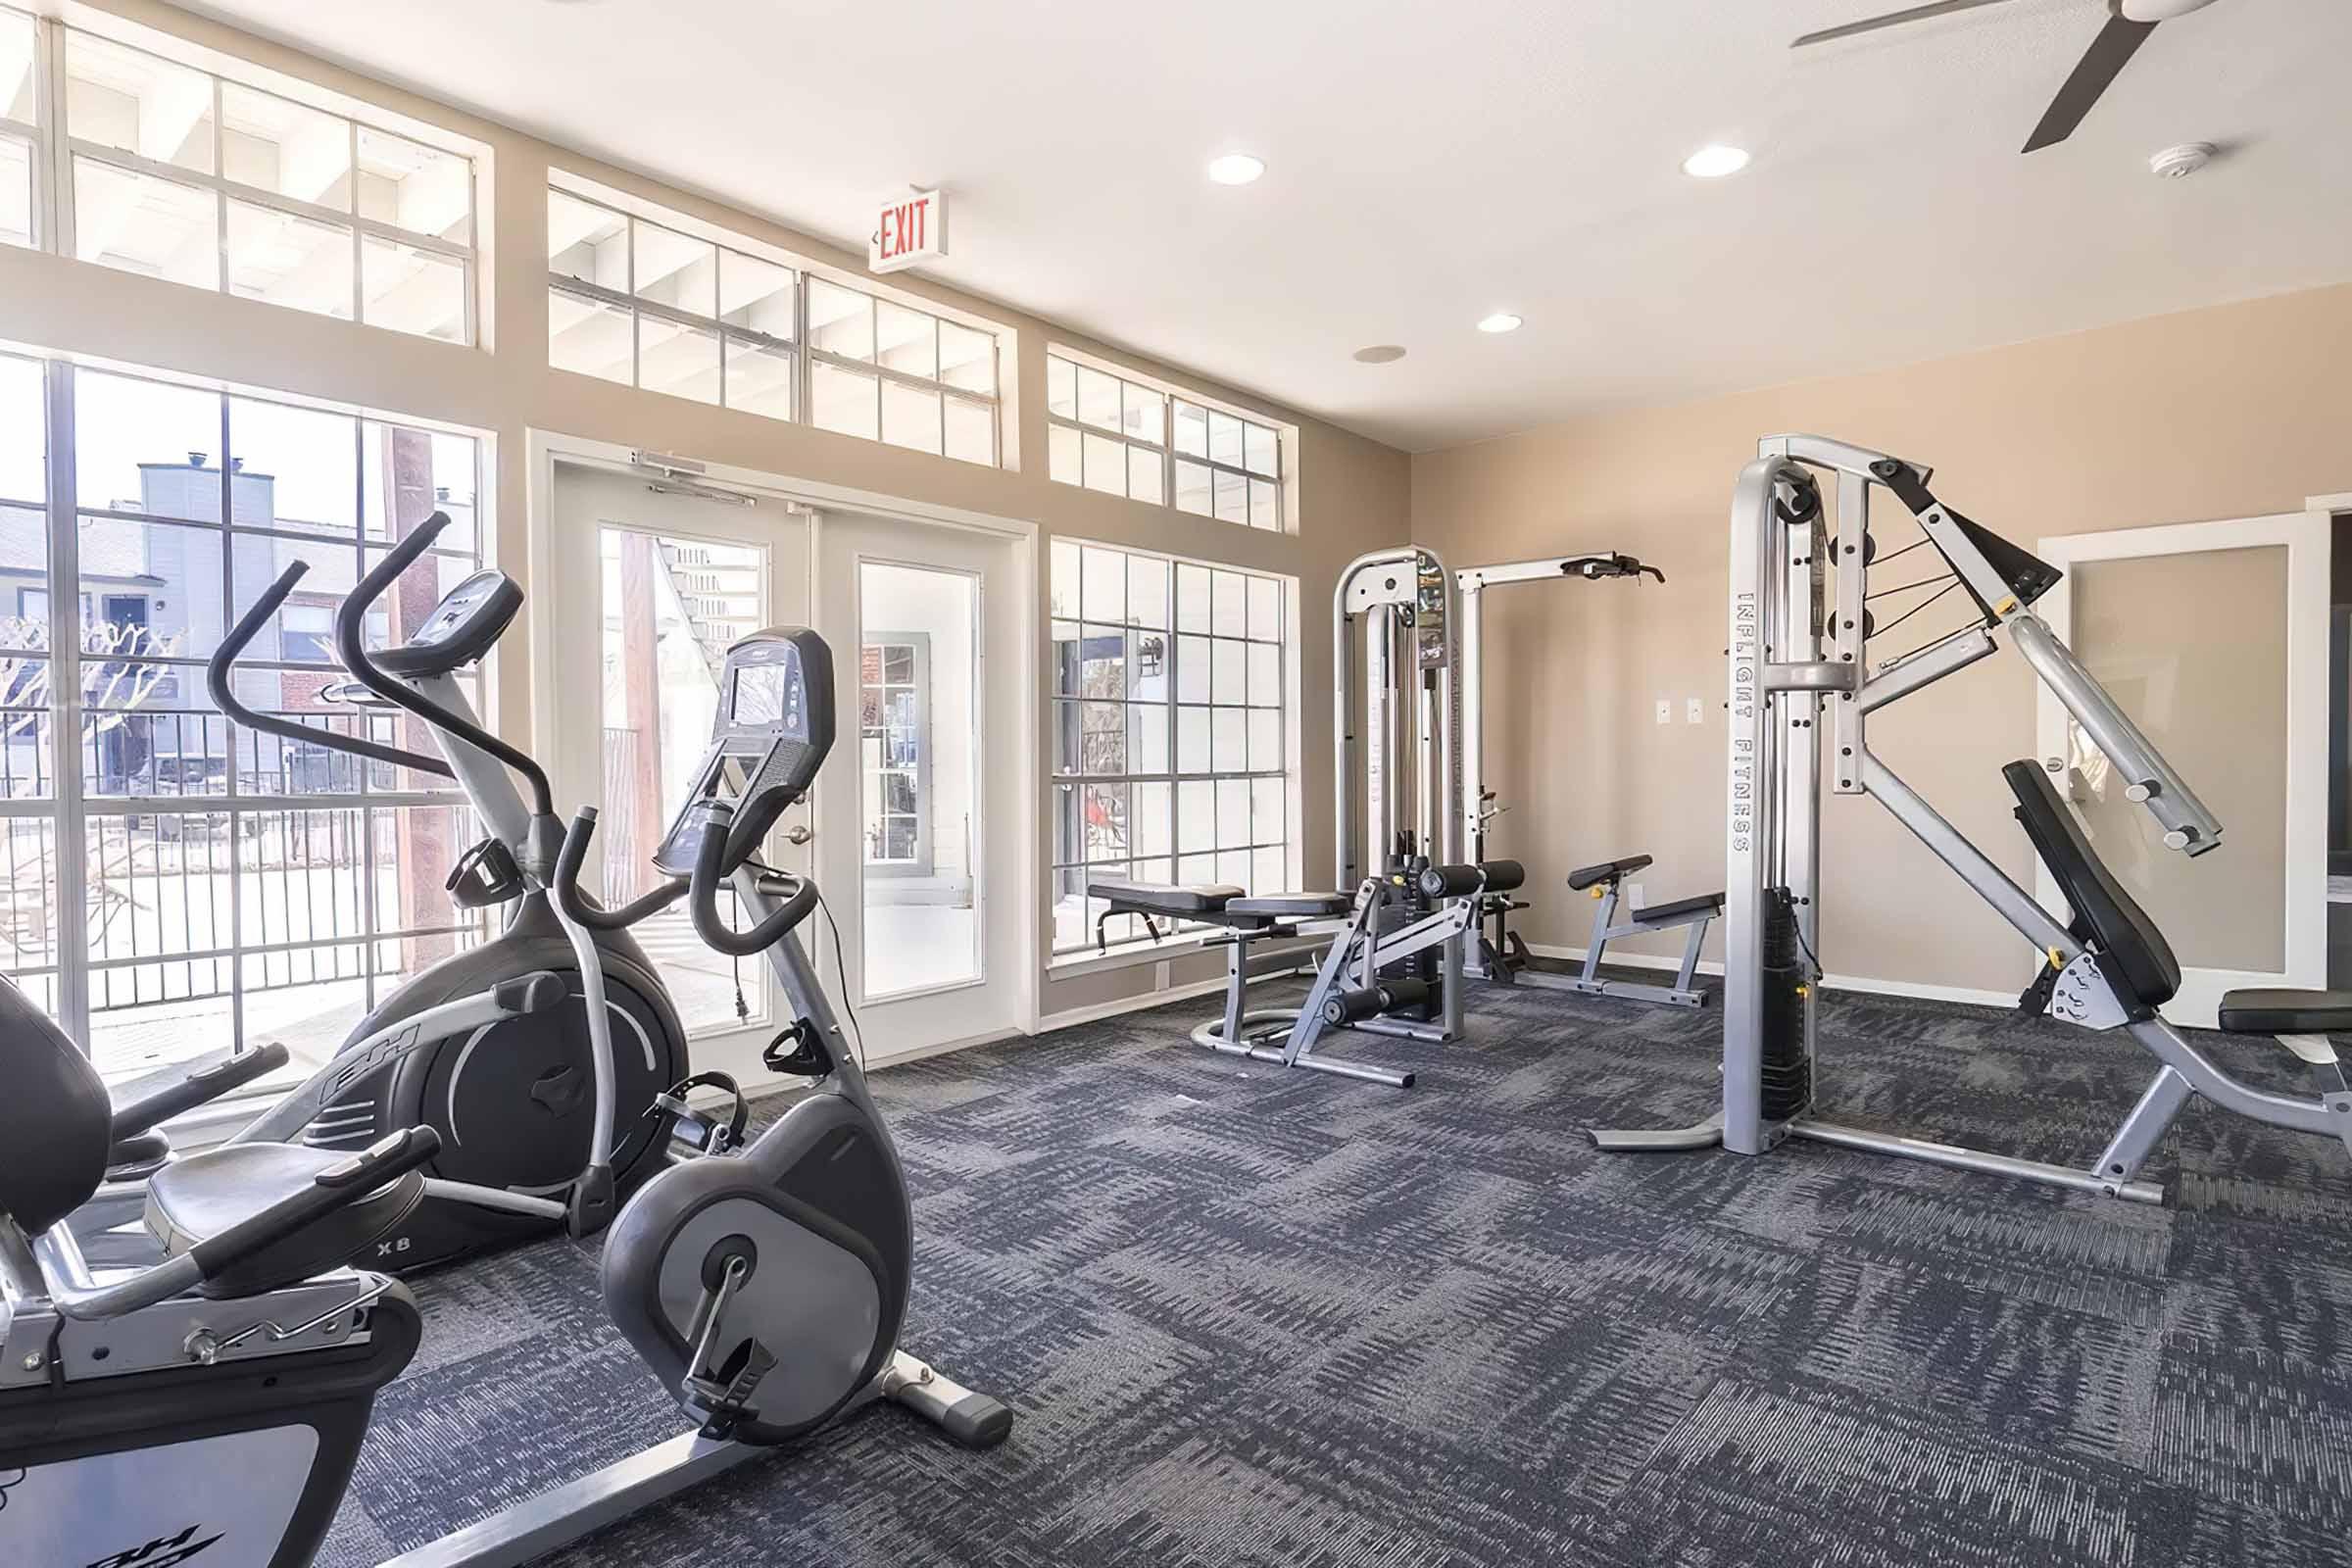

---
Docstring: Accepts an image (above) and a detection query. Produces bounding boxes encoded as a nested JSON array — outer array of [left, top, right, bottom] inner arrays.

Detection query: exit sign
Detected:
[[869, 190, 947, 274]]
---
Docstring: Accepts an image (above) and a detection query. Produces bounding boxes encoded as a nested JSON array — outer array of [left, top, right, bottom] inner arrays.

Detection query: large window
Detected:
[[548, 184, 1001, 466], [1047, 354, 1284, 531], [52, 24, 475, 342], [1050, 539, 1290, 956], [0, 350, 486, 1084], [2, 7, 36, 249]]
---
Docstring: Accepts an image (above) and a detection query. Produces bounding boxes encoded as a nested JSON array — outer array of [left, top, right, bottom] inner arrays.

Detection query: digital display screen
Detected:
[[731, 663, 791, 728]]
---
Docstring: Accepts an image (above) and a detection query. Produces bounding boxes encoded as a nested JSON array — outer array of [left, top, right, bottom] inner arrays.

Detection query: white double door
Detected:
[[542, 463, 1023, 1083]]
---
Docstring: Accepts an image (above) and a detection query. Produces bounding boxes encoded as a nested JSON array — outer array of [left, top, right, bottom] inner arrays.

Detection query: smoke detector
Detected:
[[2149, 142, 2216, 179]]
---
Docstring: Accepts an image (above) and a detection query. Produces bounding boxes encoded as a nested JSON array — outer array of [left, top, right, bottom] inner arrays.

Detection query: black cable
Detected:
[[1862, 573, 1952, 602], [1871, 579, 1962, 644], [812, 885, 868, 1072]]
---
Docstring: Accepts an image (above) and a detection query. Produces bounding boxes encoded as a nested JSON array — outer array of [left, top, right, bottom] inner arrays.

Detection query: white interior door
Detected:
[[2034, 512, 2328, 1027], [809, 507, 1026, 1058], [542, 461, 809, 1085]]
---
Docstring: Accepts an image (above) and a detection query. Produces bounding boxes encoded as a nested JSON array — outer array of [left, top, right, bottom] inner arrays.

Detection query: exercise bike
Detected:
[[0, 622, 1010, 1568], [180, 512, 689, 1271]]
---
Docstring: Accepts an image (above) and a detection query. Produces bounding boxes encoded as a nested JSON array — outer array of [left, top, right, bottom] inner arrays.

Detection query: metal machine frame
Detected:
[[1334, 546, 1461, 890], [1596, 434, 2352, 1202], [1453, 553, 1706, 1003]]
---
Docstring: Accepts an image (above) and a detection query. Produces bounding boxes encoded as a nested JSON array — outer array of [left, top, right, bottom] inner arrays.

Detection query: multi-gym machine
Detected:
[[1594, 434, 2352, 1201], [1092, 545, 1522, 1086], [1451, 553, 1724, 1006]]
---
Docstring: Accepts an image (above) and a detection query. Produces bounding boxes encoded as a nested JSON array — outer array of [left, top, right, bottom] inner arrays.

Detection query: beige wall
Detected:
[[0, 0, 1410, 1020], [1412, 282, 2352, 996]]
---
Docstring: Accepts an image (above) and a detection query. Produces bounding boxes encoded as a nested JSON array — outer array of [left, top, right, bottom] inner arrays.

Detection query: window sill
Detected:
[[1047, 932, 1218, 979]]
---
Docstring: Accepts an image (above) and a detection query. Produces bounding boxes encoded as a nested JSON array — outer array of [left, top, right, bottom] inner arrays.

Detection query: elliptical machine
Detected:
[[0, 622, 1008, 1568], [198, 512, 689, 1270]]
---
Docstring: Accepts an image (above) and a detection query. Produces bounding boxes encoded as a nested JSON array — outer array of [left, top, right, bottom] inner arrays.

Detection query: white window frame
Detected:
[[1, 4, 42, 250], [40, 17, 479, 342], [1048, 539, 1294, 961], [546, 179, 1004, 466], [1046, 352, 1287, 532], [0, 348, 489, 1072]]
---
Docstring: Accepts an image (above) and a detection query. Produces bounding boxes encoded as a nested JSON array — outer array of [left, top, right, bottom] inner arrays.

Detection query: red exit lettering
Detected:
[[879, 198, 929, 261]]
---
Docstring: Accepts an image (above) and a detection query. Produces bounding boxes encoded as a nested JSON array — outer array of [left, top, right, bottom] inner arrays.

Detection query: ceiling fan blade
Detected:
[[1791, 0, 2024, 50], [2022, 12, 2158, 151]]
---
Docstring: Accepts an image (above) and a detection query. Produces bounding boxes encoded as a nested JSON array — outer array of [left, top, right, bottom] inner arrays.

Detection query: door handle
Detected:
[[782, 824, 813, 846]]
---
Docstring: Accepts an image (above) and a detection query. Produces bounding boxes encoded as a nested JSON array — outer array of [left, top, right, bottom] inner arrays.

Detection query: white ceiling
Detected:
[[180, 0, 2352, 452]]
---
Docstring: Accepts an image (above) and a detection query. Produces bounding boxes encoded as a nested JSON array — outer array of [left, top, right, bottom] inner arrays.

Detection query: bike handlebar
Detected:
[[552, 808, 689, 931], [206, 560, 453, 778], [334, 512, 556, 817], [689, 803, 821, 956]]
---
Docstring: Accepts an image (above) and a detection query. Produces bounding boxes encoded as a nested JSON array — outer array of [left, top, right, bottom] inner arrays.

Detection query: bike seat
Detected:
[[1568, 855, 1651, 891], [146, 1142, 426, 1298]]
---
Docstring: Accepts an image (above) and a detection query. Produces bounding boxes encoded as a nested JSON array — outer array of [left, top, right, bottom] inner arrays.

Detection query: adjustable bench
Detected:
[[1479, 854, 1719, 1007], [1090, 877, 1358, 1059]]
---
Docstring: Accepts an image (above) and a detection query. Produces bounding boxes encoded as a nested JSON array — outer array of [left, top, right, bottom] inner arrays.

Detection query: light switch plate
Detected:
[[1687, 698, 1704, 724], [1654, 700, 1672, 725]]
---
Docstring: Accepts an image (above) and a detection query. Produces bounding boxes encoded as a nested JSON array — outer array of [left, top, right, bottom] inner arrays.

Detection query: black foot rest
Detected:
[[1633, 891, 1725, 925], [1229, 891, 1352, 919], [1568, 854, 1652, 891], [2217, 989, 2352, 1035]]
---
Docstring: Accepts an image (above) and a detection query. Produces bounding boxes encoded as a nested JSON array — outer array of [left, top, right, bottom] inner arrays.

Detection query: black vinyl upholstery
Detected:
[[146, 1142, 425, 1297], [1568, 855, 1651, 891], [1633, 891, 1725, 925], [0, 972, 112, 1233], [1088, 879, 1242, 917], [2217, 990, 2352, 1035], [1228, 891, 1353, 919], [2001, 760, 2180, 1010]]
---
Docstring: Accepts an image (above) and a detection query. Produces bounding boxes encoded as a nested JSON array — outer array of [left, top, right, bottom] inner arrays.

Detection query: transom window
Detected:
[[2, 7, 36, 248], [1049, 539, 1291, 956], [547, 185, 1002, 466], [50, 24, 475, 342], [0, 349, 487, 1086], [1046, 354, 1284, 531]]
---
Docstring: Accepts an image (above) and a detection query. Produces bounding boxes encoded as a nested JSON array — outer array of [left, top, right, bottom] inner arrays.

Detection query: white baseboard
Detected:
[[1521, 941, 2014, 1010], [1032, 973, 1235, 1036]]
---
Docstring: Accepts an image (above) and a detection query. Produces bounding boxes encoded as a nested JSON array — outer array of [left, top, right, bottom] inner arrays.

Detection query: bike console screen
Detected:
[[651, 628, 836, 878]]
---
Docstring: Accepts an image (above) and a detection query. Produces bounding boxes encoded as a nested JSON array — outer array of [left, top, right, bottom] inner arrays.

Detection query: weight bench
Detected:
[[1093, 861, 1518, 1089], [1090, 876, 1357, 1054]]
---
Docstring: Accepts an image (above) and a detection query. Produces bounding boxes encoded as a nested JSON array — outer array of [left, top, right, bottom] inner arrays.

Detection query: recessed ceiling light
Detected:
[[1206, 153, 1265, 186], [1353, 344, 1407, 364], [1682, 144, 1751, 178], [1476, 313, 1523, 334]]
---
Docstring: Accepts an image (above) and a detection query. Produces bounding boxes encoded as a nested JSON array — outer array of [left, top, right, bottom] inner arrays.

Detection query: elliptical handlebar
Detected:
[[688, 802, 821, 957], [553, 808, 689, 931], [335, 512, 556, 817], [207, 559, 454, 778]]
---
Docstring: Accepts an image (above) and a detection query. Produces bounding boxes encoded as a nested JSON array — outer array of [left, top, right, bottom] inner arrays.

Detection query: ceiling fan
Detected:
[[1792, 0, 2224, 153]]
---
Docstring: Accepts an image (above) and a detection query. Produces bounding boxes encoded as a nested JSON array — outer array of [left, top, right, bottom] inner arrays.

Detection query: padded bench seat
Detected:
[[2217, 989, 2352, 1035], [1088, 878, 1242, 917], [1229, 891, 1353, 919], [1568, 855, 1651, 891], [1633, 891, 1726, 926]]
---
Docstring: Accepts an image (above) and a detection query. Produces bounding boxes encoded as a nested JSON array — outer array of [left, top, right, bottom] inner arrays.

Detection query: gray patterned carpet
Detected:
[[321, 978, 2352, 1568]]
